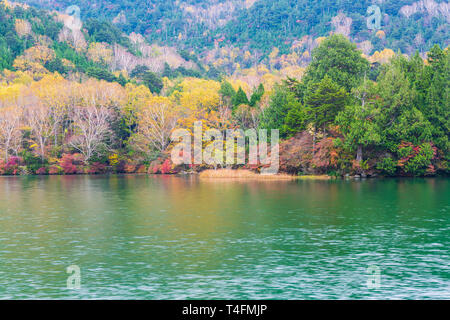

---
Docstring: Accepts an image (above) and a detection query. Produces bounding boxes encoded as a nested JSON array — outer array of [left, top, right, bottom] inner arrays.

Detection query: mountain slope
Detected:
[[15, 0, 450, 56]]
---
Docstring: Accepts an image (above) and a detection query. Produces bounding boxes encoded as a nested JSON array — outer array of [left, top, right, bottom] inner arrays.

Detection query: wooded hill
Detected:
[[16, 0, 450, 57]]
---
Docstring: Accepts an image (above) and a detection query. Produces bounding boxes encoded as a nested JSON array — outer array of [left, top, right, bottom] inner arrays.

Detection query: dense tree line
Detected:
[[1, 35, 447, 177], [260, 35, 448, 176]]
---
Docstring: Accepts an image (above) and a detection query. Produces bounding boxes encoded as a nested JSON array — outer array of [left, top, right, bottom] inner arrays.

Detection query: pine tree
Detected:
[[304, 75, 349, 133], [249, 83, 265, 107], [232, 87, 249, 109], [259, 84, 301, 138], [302, 34, 370, 93], [336, 78, 381, 162]]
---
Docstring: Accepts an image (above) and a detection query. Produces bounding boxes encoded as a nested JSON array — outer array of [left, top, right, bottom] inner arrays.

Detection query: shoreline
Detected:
[[1, 170, 447, 180]]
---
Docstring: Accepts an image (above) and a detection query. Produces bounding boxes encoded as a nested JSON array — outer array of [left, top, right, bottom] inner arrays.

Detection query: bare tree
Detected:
[[132, 99, 178, 154], [112, 44, 136, 72], [68, 105, 113, 161], [26, 103, 53, 161], [0, 106, 23, 161]]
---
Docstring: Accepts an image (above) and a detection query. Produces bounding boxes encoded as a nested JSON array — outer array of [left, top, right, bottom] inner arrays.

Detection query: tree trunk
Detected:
[[356, 145, 363, 162]]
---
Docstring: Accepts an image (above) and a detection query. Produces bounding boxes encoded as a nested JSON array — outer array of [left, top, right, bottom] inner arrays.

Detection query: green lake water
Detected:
[[0, 175, 449, 299]]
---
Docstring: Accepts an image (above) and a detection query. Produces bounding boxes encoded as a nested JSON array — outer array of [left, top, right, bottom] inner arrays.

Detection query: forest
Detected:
[[16, 0, 450, 57], [0, 1, 448, 177]]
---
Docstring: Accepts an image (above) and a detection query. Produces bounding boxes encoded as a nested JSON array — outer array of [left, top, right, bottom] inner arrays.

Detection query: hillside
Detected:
[[0, 0, 212, 88], [15, 0, 450, 57]]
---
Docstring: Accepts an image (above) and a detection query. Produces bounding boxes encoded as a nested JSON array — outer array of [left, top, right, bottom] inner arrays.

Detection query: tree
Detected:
[[219, 80, 236, 108], [131, 96, 178, 155], [0, 106, 23, 161], [69, 104, 114, 161], [130, 65, 150, 78], [87, 67, 116, 82], [249, 83, 265, 107], [206, 64, 221, 80], [87, 42, 113, 66], [423, 45, 449, 159], [234, 104, 260, 130], [302, 34, 370, 94], [45, 58, 66, 74], [284, 102, 306, 137], [142, 71, 163, 94], [162, 63, 177, 79], [26, 103, 53, 161], [336, 78, 380, 162], [304, 76, 349, 134], [259, 84, 301, 138], [30, 74, 71, 148], [176, 78, 221, 115], [374, 62, 432, 149], [232, 87, 249, 109]]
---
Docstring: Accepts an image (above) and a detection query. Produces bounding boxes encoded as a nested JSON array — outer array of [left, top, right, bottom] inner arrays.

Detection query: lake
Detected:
[[0, 175, 449, 299]]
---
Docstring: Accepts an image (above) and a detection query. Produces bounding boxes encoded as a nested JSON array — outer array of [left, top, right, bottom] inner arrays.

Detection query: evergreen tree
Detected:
[[130, 65, 150, 79], [336, 79, 381, 162], [259, 84, 301, 138], [142, 71, 163, 94], [219, 80, 236, 109], [45, 58, 66, 74], [284, 103, 306, 137], [232, 87, 249, 109], [302, 34, 370, 94], [117, 73, 127, 86], [249, 83, 265, 107], [219, 80, 236, 98], [424, 45, 449, 159], [304, 75, 349, 133], [374, 63, 432, 149]]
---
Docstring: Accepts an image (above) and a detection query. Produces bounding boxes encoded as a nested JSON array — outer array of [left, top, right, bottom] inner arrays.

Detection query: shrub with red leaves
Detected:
[[124, 163, 136, 173], [160, 159, 172, 174], [279, 132, 314, 174], [136, 165, 147, 173], [150, 164, 159, 174], [59, 154, 78, 174], [36, 167, 48, 175], [87, 162, 107, 174], [397, 141, 438, 176], [0, 156, 22, 175], [148, 158, 176, 174], [311, 137, 335, 172], [48, 165, 61, 175]]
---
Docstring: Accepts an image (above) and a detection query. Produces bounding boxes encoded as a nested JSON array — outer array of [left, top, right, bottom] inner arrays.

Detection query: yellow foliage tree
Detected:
[[131, 96, 179, 154], [369, 48, 395, 64], [87, 42, 113, 65], [376, 30, 386, 39], [14, 19, 31, 37]]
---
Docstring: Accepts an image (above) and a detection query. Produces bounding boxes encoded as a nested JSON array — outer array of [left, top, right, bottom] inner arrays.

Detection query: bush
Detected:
[[87, 162, 107, 174], [0, 157, 22, 175], [377, 156, 397, 176], [148, 158, 175, 174], [20, 151, 44, 173], [124, 162, 137, 173], [49, 165, 62, 175], [36, 167, 48, 175], [59, 154, 85, 174], [136, 165, 147, 173], [403, 143, 437, 176]]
